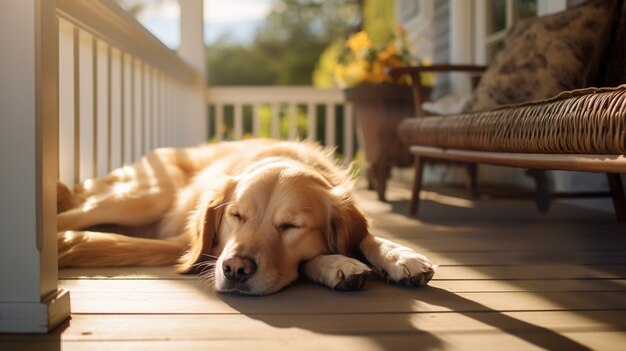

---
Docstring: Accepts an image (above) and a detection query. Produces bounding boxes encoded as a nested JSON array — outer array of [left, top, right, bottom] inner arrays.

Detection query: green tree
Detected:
[[208, 0, 359, 86], [207, 42, 277, 85]]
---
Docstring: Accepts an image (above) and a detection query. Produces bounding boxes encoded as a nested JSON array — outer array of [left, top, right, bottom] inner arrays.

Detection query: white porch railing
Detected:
[[206, 86, 356, 162], [0, 0, 205, 333], [57, 0, 204, 186]]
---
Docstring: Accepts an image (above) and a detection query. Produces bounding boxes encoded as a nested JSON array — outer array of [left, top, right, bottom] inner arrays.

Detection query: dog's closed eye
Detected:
[[230, 212, 246, 223], [278, 223, 300, 232]]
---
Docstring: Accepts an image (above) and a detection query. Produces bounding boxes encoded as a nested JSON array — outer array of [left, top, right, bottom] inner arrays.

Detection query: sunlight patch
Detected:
[[421, 191, 475, 208]]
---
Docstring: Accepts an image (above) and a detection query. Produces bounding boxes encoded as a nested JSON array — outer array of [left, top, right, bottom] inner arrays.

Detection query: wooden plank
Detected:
[[1, 311, 622, 341], [431, 265, 626, 280], [372, 234, 626, 252], [59, 266, 191, 280], [60, 276, 626, 294], [5, 331, 626, 351], [410, 146, 626, 173], [61, 279, 625, 314], [59, 264, 626, 281], [417, 250, 626, 265], [431, 279, 626, 293], [2, 313, 624, 351], [61, 278, 202, 292]]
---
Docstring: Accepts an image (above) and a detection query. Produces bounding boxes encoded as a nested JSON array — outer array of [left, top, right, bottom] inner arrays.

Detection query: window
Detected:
[[485, 0, 537, 61]]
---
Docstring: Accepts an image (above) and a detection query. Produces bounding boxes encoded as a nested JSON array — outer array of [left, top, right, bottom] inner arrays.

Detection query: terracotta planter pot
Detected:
[[344, 84, 415, 201]]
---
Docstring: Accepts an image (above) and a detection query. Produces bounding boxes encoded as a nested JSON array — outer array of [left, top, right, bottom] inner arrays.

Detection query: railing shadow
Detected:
[[218, 280, 595, 350]]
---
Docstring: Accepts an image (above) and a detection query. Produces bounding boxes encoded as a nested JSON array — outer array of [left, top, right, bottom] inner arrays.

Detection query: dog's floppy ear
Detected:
[[326, 183, 369, 257], [176, 178, 235, 273]]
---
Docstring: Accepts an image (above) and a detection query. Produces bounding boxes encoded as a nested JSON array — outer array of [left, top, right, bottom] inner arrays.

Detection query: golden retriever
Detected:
[[57, 139, 435, 295]]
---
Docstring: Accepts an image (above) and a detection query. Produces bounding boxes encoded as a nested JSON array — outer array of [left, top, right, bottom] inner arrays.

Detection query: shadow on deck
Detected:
[[2, 182, 625, 350]]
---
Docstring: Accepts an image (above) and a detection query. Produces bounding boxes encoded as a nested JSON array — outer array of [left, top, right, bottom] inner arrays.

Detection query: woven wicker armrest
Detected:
[[399, 86, 626, 155]]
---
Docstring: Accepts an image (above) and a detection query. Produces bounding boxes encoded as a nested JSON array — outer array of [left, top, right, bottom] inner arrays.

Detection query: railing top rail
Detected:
[[206, 86, 347, 104], [57, 0, 199, 86]]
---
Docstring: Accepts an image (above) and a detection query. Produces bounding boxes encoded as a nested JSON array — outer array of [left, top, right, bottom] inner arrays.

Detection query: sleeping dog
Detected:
[[57, 139, 435, 295]]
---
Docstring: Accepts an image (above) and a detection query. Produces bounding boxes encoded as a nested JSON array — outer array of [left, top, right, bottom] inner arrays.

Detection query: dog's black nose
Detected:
[[222, 256, 256, 282]]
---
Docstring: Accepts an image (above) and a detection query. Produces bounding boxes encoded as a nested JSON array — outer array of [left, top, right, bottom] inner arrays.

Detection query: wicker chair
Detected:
[[393, 1, 626, 222]]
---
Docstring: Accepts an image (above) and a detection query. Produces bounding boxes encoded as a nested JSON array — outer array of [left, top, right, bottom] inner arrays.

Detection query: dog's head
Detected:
[[177, 157, 368, 295]]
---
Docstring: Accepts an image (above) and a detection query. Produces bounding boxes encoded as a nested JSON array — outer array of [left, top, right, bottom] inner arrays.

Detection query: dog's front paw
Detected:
[[379, 248, 436, 287], [361, 237, 436, 287], [302, 255, 372, 291], [333, 261, 371, 291]]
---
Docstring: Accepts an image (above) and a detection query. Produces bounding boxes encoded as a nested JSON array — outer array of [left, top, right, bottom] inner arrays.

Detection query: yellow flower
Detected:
[[368, 61, 386, 84], [335, 24, 423, 87], [377, 43, 396, 62], [335, 60, 368, 88], [346, 31, 372, 54]]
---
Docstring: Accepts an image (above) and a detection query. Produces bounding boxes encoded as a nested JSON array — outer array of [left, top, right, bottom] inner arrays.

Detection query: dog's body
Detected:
[[58, 139, 435, 295]]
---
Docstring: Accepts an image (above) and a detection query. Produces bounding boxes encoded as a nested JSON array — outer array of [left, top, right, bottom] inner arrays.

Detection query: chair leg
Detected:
[[409, 157, 424, 216], [366, 169, 375, 191], [607, 173, 625, 223], [466, 163, 478, 199], [526, 169, 551, 213]]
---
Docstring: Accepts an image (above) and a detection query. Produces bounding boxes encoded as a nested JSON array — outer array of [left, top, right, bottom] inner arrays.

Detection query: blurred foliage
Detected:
[[312, 38, 345, 88], [362, 0, 394, 47], [208, 0, 359, 86]]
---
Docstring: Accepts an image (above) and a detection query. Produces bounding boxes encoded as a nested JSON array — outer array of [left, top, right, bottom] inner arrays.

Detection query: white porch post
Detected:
[[178, 0, 207, 146], [0, 0, 70, 333]]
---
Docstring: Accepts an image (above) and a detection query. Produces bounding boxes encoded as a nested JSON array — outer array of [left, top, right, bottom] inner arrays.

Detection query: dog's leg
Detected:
[[58, 231, 187, 268], [56, 186, 174, 231], [301, 254, 371, 291], [359, 235, 436, 287], [57, 151, 187, 231], [57, 184, 176, 232]]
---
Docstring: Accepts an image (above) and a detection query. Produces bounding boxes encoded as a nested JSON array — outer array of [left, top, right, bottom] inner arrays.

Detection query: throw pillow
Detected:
[[469, 0, 618, 112]]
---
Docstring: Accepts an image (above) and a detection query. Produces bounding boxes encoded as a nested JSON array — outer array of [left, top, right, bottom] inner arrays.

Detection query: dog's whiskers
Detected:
[[198, 266, 216, 288], [189, 255, 218, 270]]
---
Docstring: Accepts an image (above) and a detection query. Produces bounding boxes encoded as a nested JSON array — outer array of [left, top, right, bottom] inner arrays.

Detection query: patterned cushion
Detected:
[[469, 0, 618, 112]]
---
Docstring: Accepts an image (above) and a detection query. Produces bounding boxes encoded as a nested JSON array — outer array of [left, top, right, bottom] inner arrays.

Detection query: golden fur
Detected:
[[58, 139, 435, 295]]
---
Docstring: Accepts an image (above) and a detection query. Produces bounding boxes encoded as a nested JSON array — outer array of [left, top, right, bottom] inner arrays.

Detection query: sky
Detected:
[[135, 0, 274, 48]]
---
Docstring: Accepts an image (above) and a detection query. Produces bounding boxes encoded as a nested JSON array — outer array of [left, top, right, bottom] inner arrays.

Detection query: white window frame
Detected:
[[473, 0, 567, 65]]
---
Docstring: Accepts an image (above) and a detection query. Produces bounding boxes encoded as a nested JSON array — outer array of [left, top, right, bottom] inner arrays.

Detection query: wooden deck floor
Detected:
[[3, 183, 625, 350]]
